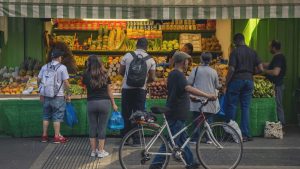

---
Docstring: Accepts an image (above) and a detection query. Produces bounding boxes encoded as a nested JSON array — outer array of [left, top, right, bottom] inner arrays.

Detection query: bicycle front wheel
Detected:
[[119, 126, 170, 169], [196, 122, 243, 169]]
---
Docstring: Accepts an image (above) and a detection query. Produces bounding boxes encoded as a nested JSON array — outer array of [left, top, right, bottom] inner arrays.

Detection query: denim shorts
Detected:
[[43, 96, 66, 122]]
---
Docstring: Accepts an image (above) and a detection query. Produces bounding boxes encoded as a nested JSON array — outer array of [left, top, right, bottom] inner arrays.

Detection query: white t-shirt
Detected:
[[121, 49, 156, 90], [38, 61, 69, 97]]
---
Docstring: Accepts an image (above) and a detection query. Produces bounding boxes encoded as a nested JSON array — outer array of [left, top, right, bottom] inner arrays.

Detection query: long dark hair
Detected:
[[86, 55, 108, 89]]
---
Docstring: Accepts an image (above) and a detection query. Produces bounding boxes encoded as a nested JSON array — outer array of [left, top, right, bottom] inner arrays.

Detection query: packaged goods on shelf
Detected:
[[179, 34, 202, 51]]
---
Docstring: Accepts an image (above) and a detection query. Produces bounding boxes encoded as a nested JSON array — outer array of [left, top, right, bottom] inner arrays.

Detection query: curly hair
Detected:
[[47, 41, 78, 74]]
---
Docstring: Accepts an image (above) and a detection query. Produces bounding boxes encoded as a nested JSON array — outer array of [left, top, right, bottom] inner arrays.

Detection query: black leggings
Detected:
[[87, 100, 111, 139]]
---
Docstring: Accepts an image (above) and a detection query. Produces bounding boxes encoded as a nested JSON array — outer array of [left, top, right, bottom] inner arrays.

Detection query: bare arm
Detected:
[[264, 67, 281, 76], [147, 70, 157, 83], [185, 85, 216, 100], [64, 79, 71, 101], [119, 65, 126, 77], [107, 84, 118, 111]]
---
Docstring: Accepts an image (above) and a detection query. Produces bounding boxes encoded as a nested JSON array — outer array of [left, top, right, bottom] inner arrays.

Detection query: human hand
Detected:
[[65, 95, 71, 102], [113, 104, 118, 112], [208, 94, 217, 101]]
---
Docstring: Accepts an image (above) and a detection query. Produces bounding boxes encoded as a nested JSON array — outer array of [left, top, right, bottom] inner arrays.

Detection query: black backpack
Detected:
[[126, 51, 152, 87]]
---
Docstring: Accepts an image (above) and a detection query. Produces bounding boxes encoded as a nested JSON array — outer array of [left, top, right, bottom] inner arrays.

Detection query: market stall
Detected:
[[1, 0, 298, 137]]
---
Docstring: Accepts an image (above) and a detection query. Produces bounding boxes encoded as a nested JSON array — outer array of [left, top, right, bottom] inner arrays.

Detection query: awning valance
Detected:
[[1, 0, 300, 19]]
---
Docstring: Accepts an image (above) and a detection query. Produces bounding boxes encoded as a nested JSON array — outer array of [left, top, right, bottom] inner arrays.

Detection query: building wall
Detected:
[[216, 19, 232, 59]]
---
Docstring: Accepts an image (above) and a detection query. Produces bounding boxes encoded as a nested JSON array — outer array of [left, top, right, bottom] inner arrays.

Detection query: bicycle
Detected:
[[119, 99, 243, 169]]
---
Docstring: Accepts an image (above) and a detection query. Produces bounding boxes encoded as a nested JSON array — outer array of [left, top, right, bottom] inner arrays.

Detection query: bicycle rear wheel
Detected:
[[196, 122, 243, 169], [119, 126, 170, 169]]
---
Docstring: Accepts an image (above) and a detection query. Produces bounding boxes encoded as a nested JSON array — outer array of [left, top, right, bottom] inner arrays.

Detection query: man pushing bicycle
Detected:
[[150, 51, 217, 169]]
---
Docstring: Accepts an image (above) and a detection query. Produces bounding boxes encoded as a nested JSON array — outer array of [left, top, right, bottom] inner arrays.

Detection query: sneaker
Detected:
[[53, 135, 69, 144], [90, 151, 97, 157], [41, 136, 49, 143], [189, 140, 197, 144], [186, 163, 200, 169], [206, 140, 213, 144], [97, 150, 109, 158]]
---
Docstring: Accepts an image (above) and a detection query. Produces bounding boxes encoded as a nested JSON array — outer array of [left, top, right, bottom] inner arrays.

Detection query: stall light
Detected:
[[83, 19, 149, 21], [243, 19, 260, 46]]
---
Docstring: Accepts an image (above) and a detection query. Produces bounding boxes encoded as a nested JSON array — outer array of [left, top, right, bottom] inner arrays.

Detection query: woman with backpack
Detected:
[[82, 55, 118, 158]]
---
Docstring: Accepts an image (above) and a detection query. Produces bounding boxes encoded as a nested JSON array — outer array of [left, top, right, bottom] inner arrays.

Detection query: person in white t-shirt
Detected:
[[38, 48, 71, 144]]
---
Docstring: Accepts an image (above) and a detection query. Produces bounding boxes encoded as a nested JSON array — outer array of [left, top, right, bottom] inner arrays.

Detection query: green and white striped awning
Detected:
[[1, 0, 300, 19]]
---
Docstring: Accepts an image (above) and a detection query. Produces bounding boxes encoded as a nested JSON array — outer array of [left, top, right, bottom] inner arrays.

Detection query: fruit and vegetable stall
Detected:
[[0, 19, 276, 137]]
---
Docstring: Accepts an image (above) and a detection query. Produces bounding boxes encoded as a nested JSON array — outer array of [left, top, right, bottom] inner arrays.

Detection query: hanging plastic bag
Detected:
[[217, 94, 226, 116], [64, 102, 79, 128], [108, 111, 124, 130], [223, 120, 242, 143]]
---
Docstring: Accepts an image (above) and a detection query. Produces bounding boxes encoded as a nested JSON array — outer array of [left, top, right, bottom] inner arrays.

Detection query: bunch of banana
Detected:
[[124, 39, 137, 51], [253, 77, 274, 98]]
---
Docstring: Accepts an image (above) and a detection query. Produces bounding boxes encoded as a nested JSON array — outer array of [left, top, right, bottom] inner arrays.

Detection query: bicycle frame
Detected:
[[140, 110, 223, 166]]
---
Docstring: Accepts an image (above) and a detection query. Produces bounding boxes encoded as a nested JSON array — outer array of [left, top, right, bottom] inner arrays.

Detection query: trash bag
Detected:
[[108, 111, 124, 130], [64, 102, 79, 128]]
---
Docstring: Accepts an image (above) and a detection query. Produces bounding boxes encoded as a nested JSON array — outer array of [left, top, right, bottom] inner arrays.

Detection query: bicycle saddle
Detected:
[[151, 106, 170, 114]]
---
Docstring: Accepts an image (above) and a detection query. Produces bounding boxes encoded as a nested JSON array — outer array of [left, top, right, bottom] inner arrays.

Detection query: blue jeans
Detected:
[[152, 120, 196, 166], [225, 80, 254, 138]]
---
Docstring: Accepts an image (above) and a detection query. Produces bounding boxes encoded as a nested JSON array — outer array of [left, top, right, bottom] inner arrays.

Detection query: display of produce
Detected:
[[0, 64, 39, 95], [69, 84, 85, 95], [74, 55, 88, 67], [148, 79, 167, 99], [253, 76, 275, 98], [162, 40, 179, 51], [180, 34, 202, 51], [201, 36, 222, 51], [111, 75, 123, 94], [107, 56, 122, 77]]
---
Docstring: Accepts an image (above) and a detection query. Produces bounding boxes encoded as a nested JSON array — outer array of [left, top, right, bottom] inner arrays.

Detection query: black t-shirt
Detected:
[[229, 45, 261, 81], [82, 73, 111, 101], [166, 69, 190, 120], [266, 53, 286, 86]]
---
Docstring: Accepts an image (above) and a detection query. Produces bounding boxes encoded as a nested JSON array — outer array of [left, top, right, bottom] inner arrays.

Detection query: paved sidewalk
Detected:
[[1, 127, 300, 169]]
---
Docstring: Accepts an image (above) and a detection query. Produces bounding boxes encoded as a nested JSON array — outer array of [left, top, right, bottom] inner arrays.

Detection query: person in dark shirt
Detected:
[[264, 40, 286, 125], [150, 51, 216, 169], [224, 33, 263, 142], [82, 55, 118, 158]]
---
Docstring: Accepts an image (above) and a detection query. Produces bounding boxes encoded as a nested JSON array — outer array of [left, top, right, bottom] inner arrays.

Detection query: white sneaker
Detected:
[[91, 151, 97, 157], [97, 150, 109, 158], [206, 140, 213, 144]]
